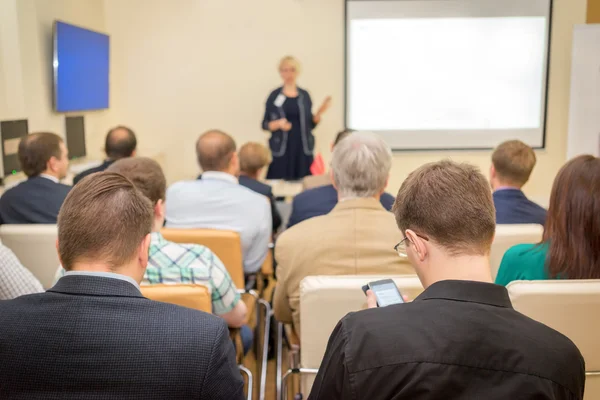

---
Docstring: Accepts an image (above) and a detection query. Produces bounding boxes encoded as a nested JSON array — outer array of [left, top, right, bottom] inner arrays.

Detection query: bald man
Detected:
[[73, 126, 137, 185], [166, 130, 272, 280]]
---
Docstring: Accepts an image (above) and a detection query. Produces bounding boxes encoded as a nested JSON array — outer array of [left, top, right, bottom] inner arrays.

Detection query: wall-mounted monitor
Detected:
[[65, 116, 86, 159], [0, 119, 28, 177], [53, 21, 109, 112]]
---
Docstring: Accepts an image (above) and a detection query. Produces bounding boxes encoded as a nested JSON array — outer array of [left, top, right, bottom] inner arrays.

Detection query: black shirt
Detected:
[[309, 280, 585, 400]]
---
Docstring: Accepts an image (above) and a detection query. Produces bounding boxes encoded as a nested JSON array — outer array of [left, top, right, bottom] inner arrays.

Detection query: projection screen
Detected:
[[345, 0, 553, 150]]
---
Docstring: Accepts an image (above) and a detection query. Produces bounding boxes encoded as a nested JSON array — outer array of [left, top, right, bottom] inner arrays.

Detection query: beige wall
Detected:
[[103, 0, 344, 184], [2, 0, 586, 198], [0, 0, 109, 161], [104, 0, 586, 200]]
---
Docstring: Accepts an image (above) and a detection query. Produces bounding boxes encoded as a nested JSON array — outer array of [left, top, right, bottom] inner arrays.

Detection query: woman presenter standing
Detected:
[[262, 56, 331, 180]]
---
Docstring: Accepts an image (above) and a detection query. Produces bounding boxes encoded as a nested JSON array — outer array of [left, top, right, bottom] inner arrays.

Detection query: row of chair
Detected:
[[277, 276, 600, 400], [0, 223, 544, 288], [0, 223, 547, 399]]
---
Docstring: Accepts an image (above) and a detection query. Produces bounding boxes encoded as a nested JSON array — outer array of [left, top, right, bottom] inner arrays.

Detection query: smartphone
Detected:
[[362, 279, 404, 307]]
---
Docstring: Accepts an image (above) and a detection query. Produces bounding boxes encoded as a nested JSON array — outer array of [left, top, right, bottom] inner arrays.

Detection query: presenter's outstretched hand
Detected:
[[314, 96, 332, 124], [318, 96, 332, 115]]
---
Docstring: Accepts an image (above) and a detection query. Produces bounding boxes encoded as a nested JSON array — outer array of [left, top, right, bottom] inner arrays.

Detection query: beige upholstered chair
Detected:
[[490, 224, 544, 279], [141, 283, 212, 312], [161, 228, 245, 288], [160, 227, 270, 400], [0, 224, 59, 288], [278, 275, 423, 399], [142, 283, 253, 400], [508, 280, 600, 400]]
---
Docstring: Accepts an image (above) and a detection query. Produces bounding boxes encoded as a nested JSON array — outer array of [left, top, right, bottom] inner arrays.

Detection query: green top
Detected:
[[495, 243, 550, 286]]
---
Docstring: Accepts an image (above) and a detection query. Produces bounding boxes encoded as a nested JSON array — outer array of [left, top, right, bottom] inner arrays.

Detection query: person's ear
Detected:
[[405, 229, 427, 262], [490, 164, 496, 180], [138, 233, 151, 269], [55, 239, 64, 267], [131, 149, 137, 157], [231, 152, 240, 174], [154, 199, 165, 220], [47, 156, 58, 172], [330, 142, 335, 153]]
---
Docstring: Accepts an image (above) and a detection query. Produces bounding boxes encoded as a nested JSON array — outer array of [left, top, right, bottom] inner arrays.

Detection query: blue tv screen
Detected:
[[54, 21, 109, 112]]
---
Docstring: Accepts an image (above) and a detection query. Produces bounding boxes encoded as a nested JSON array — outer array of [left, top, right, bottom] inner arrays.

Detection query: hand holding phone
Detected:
[[362, 279, 405, 308]]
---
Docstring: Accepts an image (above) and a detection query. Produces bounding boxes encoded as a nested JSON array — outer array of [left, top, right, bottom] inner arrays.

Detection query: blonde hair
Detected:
[[239, 142, 272, 175], [279, 56, 301, 74]]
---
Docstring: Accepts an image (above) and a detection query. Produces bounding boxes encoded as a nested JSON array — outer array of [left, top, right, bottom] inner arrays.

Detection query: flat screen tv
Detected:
[[53, 21, 109, 112]]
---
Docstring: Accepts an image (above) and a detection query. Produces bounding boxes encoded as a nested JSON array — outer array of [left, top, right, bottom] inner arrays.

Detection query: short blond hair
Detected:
[[239, 142, 272, 175], [492, 140, 536, 186], [279, 56, 301, 74]]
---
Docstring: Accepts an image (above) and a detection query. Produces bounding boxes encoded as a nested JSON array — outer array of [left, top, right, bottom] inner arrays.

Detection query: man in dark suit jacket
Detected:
[[0, 132, 71, 224], [235, 142, 282, 232], [288, 184, 395, 228], [0, 172, 244, 399], [73, 125, 137, 185], [490, 140, 547, 226]]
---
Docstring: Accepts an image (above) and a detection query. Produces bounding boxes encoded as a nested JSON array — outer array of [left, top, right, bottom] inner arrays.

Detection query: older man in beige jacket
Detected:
[[274, 132, 414, 337]]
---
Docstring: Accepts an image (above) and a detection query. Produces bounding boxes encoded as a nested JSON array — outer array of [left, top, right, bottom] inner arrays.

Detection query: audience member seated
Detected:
[[301, 129, 352, 190], [166, 130, 271, 277], [0, 244, 43, 300], [57, 157, 253, 353], [309, 160, 585, 400], [0, 172, 244, 399], [237, 142, 282, 233], [73, 125, 137, 185], [288, 130, 394, 228], [490, 139, 546, 225], [0, 132, 71, 224], [274, 132, 413, 336], [496, 155, 600, 286]]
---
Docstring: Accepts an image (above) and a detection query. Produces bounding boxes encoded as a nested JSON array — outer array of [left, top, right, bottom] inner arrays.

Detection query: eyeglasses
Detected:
[[394, 232, 429, 258]]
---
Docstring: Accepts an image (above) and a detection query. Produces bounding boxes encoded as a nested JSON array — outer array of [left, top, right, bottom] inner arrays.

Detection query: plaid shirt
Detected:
[[56, 233, 240, 315], [0, 244, 44, 300]]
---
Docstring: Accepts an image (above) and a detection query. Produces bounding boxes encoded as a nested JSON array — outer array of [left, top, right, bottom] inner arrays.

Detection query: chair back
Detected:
[[0, 224, 59, 288], [491, 224, 544, 279], [508, 280, 600, 400], [299, 275, 423, 392], [161, 228, 245, 288], [141, 284, 212, 313]]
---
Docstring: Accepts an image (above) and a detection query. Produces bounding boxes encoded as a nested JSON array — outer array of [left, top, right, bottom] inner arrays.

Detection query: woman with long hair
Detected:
[[495, 155, 600, 285]]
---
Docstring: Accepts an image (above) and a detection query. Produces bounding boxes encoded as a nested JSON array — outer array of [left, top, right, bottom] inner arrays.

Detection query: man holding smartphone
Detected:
[[309, 160, 585, 400]]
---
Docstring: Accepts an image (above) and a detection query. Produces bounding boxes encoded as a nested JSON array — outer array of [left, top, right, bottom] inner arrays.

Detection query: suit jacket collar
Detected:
[[48, 275, 144, 298], [332, 197, 386, 212], [493, 188, 526, 198]]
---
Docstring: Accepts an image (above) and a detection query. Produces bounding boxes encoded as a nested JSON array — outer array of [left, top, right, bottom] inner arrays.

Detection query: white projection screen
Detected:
[[346, 0, 553, 150]]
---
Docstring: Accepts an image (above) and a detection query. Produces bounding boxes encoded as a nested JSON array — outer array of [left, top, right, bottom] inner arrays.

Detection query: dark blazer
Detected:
[[0, 275, 244, 399], [0, 176, 71, 224], [73, 160, 114, 185], [288, 184, 395, 228], [262, 86, 316, 157], [494, 188, 547, 226], [239, 175, 282, 232]]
